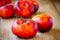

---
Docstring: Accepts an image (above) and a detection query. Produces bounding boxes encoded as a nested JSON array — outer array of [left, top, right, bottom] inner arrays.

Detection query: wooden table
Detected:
[[0, 0, 60, 40]]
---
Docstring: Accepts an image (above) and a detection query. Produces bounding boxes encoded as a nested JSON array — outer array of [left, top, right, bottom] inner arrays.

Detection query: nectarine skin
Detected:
[[0, 3, 13, 18], [29, 0, 39, 13], [32, 14, 53, 32], [0, 0, 11, 7], [12, 19, 38, 39]]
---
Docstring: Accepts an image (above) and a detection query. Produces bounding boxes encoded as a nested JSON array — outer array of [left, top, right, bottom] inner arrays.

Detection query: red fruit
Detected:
[[21, 0, 39, 13], [29, 0, 39, 13], [32, 14, 53, 32], [12, 19, 38, 38], [32, 1, 39, 13], [0, 3, 13, 18], [0, 0, 11, 7], [13, 1, 33, 18]]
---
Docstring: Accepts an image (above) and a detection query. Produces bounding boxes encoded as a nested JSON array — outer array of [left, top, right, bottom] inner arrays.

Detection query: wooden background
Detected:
[[0, 0, 60, 40]]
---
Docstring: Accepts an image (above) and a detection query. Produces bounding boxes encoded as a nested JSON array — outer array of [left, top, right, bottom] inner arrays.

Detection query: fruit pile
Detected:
[[0, 0, 39, 18], [0, 0, 53, 39]]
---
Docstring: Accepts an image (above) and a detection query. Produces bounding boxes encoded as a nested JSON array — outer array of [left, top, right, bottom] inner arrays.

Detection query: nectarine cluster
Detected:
[[0, 0, 39, 18], [0, 0, 53, 39], [12, 14, 53, 39]]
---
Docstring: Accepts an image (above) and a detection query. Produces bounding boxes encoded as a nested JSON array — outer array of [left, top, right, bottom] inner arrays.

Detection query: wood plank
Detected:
[[51, 0, 60, 13]]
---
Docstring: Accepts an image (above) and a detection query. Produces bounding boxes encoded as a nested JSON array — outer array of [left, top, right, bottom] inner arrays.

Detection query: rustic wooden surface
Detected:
[[51, 0, 60, 13], [0, 0, 60, 40]]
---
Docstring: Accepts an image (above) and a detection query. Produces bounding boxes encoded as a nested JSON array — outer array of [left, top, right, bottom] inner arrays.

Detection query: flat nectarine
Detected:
[[32, 14, 53, 32], [12, 19, 38, 38]]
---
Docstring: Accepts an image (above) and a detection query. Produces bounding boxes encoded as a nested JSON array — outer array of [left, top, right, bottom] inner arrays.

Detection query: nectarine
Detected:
[[32, 14, 53, 32], [0, 3, 13, 18], [12, 19, 38, 38]]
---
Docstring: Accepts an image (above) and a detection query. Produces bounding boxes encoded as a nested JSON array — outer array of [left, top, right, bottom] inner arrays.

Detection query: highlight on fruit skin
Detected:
[[32, 14, 53, 32], [11, 19, 38, 39]]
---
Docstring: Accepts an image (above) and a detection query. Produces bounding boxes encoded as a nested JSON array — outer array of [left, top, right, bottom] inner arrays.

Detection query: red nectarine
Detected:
[[13, 1, 33, 18], [12, 19, 38, 38], [13, 0, 39, 18], [32, 14, 53, 32], [0, 3, 13, 18]]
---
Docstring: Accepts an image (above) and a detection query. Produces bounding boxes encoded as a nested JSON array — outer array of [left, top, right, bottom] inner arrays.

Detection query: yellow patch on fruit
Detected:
[[33, 14, 50, 23]]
